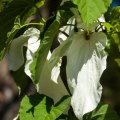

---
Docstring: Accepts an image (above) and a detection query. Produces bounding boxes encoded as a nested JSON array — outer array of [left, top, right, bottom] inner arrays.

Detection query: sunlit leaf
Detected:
[[20, 93, 71, 120], [72, 0, 112, 28]]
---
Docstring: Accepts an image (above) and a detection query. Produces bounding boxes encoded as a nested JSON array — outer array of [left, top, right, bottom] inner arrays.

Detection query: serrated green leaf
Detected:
[[20, 93, 71, 120], [72, 0, 112, 28], [30, 9, 73, 83], [0, 0, 44, 60]]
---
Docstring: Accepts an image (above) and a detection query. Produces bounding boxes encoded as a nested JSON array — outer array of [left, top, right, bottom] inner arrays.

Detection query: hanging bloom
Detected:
[[67, 31, 106, 119], [8, 28, 68, 103], [49, 17, 107, 119], [8, 15, 107, 119]]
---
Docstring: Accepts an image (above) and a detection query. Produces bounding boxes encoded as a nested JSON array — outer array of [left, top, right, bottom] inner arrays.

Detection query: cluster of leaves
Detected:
[[0, 0, 120, 120]]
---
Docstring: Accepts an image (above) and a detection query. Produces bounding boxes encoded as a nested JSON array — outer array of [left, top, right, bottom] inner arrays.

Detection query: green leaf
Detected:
[[84, 103, 119, 120], [20, 93, 71, 120], [72, 0, 112, 28], [0, 0, 44, 60], [30, 9, 73, 83], [0, 16, 21, 60]]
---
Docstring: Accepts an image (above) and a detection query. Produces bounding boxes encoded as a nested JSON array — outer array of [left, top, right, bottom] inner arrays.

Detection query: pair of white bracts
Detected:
[[8, 17, 107, 119]]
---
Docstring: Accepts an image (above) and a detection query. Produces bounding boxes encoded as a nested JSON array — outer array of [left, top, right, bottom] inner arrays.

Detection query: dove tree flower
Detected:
[[48, 16, 107, 119], [0, 0, 115, 119], [8, 16, 107, 120]]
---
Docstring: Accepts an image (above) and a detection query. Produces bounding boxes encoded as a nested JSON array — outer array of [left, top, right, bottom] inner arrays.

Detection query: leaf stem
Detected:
[[21, 22, 44, 28]]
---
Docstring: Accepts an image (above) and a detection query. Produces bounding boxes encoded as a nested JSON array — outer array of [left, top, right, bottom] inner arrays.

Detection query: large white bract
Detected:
[[67, 31, 106, 119], [49, 17, 107, 119]]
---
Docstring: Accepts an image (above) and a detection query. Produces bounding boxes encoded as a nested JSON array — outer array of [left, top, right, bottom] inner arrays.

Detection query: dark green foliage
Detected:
[[0, 0, 44, 60]]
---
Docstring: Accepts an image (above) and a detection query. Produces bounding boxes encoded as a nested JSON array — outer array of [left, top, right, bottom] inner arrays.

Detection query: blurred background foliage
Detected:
[[101, 3, 120, 117], [0, 0, 13, 12]]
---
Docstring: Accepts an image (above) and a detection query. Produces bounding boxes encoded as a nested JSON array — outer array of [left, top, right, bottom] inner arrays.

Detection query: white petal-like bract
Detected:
[[24, 29, 69, 103], [50, 29, 107, 119], [66, 31, 107, 119], [8, 28, 40, 71]]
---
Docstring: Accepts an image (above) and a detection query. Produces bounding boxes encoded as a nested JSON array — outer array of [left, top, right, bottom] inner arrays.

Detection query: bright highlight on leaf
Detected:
[[72, 0, 112, 28], [20, 93, 71, 120]]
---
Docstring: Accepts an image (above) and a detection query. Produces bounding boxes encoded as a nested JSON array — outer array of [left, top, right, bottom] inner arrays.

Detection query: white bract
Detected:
[[8, 28, 68, 103], [67, 32, 106, 119], [25, 43, 68, 102], [8, 28, 40, 71], [49, 17, 107, 119]]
